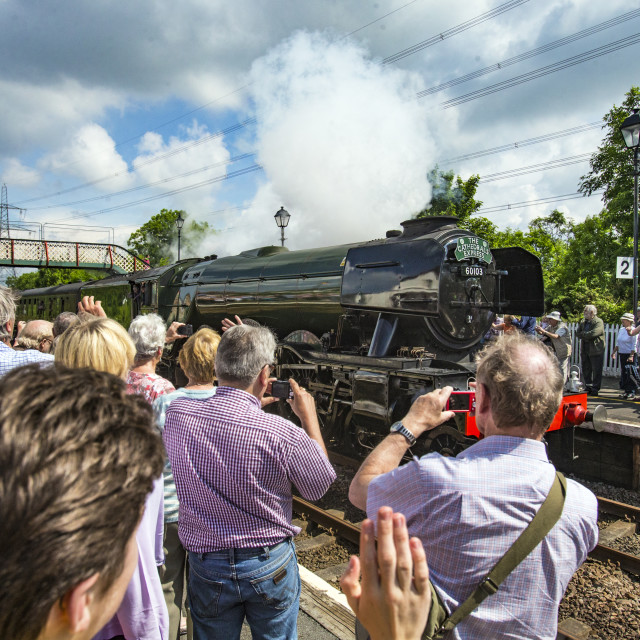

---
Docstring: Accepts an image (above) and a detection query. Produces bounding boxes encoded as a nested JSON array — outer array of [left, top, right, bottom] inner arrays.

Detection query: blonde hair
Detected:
[[55, 318, 135, 379], [178, 327, 221, 384]]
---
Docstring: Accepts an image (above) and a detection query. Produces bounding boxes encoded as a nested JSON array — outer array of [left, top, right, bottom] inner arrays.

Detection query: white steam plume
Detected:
[[218, 30, 437, 254]]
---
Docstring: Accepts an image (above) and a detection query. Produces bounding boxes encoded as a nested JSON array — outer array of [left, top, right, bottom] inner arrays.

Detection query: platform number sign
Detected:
[[617, 256, 633, 279]]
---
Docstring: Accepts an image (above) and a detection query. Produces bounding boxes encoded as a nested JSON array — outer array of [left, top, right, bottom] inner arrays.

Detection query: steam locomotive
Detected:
[[17, 216, 592, 456]]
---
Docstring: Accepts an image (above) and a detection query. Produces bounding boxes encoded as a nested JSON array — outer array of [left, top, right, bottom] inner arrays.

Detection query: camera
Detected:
[[446, 391, 476, 413], [176, 324, 193, 336], [271, 380, 294, 399]]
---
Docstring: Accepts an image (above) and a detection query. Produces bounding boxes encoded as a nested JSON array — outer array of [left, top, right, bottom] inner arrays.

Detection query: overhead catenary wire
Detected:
[[13, 3, 627, 230], [418, 8, 640, 98], [481, 153, 592, 183], [26, 153, 255, 211], [13, 2, 432, 204], [342, 0, 423, 38], [442, 122, 602, 164], [383, 0, 531, 65], [55, 164, 263, 222], [440, 32, 640, 108], [478, 189, 604, 213]]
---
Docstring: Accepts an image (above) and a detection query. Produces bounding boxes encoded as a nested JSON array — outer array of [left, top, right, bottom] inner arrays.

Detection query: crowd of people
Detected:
[[0, 284, 603, 640]]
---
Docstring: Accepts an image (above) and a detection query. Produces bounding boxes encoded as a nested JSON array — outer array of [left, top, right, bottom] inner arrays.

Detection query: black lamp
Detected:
[[621, 109, 640, 316], [176, 212, 185, 261], [274, 206, 291, 247]]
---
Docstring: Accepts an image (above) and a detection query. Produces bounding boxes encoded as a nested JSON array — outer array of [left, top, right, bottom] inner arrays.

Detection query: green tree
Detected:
[[579, 86, 640, 236], [127, 209, 212, 267], [6, 268, 107, 290]]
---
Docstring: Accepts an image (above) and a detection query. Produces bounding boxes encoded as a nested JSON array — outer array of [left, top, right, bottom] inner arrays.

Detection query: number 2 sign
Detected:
[[617, 256, 634, 279]]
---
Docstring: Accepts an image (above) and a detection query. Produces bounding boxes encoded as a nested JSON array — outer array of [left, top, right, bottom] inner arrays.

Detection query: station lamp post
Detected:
[[175, 212, 185, 261], [274, 206, 291, 247], [621, 108, 640, 318]]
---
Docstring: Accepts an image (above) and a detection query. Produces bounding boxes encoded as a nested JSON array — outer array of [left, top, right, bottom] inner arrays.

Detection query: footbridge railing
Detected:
[[0, 239, 151, 274]]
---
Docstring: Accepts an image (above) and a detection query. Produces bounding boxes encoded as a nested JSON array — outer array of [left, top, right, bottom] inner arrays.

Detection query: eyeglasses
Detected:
[[263, 364, 275, 374]]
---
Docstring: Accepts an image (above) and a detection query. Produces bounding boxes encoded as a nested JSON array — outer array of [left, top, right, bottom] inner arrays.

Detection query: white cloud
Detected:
[[0, 159, 40, 188], [0, 78, 123, 157], [131, 120, 232, 216], [39, 123, 132, 190]]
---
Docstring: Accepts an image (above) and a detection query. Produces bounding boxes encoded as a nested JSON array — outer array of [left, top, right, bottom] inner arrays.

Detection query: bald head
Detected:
[[476, 333, 563, 437], [16, 320, 54, 353]]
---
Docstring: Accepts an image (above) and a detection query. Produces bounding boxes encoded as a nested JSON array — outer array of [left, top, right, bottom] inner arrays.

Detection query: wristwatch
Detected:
[[390, 420, 417, 446]]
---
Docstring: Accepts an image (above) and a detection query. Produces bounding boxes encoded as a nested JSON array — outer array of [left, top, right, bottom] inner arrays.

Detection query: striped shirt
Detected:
[[153, 387, 217, 523], [164, 386, 336, 552], [367, 436, 598, 640], [0, 342, 54, 377]]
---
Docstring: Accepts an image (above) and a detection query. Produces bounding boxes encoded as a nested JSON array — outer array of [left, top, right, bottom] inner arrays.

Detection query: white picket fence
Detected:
[[567, 322, 629, 377]]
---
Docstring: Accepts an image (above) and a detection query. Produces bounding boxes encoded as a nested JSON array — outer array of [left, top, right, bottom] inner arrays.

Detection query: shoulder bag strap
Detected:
[[439, 471, 567, 633]]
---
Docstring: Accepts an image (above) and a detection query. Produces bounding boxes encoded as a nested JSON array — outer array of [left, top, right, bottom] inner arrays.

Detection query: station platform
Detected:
[[585, 375, 640, 425]]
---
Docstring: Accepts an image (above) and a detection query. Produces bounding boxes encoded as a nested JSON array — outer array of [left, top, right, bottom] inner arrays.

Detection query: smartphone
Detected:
[[177, 324, 193, 336], [446, 391, 476, 413], [271, 380, 294, 399]]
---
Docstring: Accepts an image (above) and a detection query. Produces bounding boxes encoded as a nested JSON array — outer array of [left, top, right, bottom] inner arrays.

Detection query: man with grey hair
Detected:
[[14, 319, 54, 353], [349, 333, 597, 640], [576, 304, 605, 396], [0, 286, 54, 376], [164, 323, 336, 640]]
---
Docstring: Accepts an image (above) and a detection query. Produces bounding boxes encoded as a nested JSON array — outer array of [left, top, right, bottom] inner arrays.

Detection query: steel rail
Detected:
[[597, 496, 640, 522], [292, 496, 361, 546], [590, 544, 640, 576]]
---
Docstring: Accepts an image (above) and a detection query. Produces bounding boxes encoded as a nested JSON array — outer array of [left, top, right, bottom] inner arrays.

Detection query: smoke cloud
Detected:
[[218, 31, 437, 254]]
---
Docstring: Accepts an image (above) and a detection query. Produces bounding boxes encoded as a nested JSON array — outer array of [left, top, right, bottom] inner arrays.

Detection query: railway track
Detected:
[[295, 494, 640, 576]]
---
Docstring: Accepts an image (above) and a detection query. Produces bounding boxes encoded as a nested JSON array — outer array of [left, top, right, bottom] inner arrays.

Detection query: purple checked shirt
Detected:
[[164, 386, 336, 552], [367, 436, 598, 640]]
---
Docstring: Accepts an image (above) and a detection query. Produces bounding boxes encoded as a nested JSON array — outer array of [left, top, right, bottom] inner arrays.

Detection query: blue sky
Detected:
[[0, 0, 638, 261]]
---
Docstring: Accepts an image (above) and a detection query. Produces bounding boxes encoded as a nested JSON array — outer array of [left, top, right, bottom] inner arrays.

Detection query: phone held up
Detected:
[[271, 380, 294, 399], [446, 390, 476, 413], [177, 324, 194, 337]]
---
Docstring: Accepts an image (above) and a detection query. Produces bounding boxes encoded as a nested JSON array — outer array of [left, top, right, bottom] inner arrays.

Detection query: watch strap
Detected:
[[390, 420, 416, 446]]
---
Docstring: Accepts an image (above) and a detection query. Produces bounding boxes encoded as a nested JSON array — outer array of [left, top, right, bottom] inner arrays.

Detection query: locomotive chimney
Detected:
[[397, 216, 459, 239]]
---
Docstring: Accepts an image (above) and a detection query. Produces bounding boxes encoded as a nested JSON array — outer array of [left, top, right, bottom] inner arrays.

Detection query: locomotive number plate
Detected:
[[461, 266, 484, 277]]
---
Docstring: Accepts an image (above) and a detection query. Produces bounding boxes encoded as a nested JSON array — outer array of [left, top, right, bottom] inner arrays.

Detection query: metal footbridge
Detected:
[[0, 238, 151, 274]]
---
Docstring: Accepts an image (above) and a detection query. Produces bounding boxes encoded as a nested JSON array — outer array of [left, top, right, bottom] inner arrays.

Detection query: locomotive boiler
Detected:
[[16, 216, 592, 456]]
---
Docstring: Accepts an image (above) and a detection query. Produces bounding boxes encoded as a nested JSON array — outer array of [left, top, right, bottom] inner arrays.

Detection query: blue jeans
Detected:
[[187, 539, 300, 640]]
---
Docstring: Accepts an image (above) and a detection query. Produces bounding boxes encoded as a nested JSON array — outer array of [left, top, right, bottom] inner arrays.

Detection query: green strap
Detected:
[[439, 471, 567, 633]]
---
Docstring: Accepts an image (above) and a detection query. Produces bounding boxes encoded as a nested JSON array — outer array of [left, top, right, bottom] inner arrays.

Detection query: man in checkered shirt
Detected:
[[164, 323, 336, 640], [349, 333, 598, 640]]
